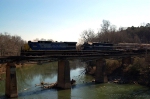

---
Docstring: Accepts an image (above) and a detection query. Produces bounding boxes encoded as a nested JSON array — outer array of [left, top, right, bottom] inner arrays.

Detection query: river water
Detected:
[[0, 60, 150, 99]]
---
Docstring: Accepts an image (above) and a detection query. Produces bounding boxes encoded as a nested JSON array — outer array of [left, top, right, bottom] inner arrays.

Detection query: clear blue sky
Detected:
[[0, 0, 150, 42]]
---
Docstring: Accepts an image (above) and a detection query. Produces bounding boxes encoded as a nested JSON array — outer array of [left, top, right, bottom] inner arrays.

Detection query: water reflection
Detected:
[[58, 89, 71, 99]]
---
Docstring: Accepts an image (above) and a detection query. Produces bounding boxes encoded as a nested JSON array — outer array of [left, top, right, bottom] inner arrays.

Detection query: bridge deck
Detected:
[[0, 49, 148, 63]]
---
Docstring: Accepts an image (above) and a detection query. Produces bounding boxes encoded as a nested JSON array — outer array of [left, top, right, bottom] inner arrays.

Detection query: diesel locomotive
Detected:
[[21, 41, 114, 51], [21, 41, 77, 51], [81, 42, 113, 50]]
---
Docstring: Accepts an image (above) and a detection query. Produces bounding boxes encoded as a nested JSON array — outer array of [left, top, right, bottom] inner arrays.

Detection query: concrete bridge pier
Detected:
[[95, 58, 108, 83], [57, 59, 71, 89], [5, 63, 18, 98]]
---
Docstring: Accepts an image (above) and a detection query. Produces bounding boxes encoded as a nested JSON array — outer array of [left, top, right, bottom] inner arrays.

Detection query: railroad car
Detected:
[[115, 43, 140, 50], [81, 42, 113, 50], [21, 41, 77, 51]]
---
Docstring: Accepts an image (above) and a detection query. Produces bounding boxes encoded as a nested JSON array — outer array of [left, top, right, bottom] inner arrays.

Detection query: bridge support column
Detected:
[[122, 56, 132, 66], [57, 60, 71, 89], [5, 63, 18, 98], [95, 58, 108, 83]]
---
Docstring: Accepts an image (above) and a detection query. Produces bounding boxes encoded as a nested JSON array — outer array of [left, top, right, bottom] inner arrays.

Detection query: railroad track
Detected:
[[0, 49, 148, 63]]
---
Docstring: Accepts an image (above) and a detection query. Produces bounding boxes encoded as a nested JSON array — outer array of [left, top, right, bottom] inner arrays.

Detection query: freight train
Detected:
[[21, 41, 114, 51], [21, 41, 148, 56], [20, 41, 114, 56]]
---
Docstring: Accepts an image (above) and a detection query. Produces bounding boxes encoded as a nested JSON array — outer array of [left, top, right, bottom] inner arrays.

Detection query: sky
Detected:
[[0, 0, 150, 42]]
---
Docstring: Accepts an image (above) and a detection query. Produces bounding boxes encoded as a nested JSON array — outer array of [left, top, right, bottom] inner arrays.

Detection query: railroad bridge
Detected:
[[0, 49, 149, 98]]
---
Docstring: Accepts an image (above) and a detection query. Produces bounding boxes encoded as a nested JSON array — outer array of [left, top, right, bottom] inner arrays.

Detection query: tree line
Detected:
[[80, 20, 150, 44], [0, 33, 55, 56], [0, 32, 25, 56]]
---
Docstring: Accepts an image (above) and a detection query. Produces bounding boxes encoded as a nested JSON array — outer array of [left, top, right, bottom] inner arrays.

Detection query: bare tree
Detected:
[[109, 25, 116, 32], [33, 38, 53, 41], [134, 35, 141, 43], [80, 29, 95, 42], [0, 32, 25, 56], [40, 38, 46, 41], [33, 38, 39, 41], [101, 20, 110, 33], [47, 39, 54, 41]]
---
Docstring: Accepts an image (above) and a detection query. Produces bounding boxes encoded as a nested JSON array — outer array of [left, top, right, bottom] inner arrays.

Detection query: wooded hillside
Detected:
[[80, 20, 150, 44]]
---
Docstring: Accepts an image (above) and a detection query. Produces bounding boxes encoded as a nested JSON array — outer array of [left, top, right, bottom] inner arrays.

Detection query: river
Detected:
[[0, 60, 150, 99]]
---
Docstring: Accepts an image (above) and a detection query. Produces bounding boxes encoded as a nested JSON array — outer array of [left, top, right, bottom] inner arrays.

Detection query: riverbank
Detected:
[[85, 57, 150, 87], [0, 62, 39, 76]]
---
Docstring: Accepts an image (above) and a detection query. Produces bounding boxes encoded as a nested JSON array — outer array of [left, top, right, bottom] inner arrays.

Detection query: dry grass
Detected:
[[106, 59, 120, 74]]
